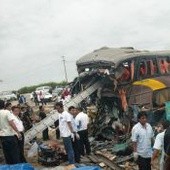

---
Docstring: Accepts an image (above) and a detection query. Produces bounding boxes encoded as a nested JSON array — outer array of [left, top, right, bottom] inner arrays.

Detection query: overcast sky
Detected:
[[0, 0, 170, 91]]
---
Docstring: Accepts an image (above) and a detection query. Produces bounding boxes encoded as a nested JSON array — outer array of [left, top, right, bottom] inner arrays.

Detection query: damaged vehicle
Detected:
[[24, 47, 170, 169], [70, 46, 170, 140]]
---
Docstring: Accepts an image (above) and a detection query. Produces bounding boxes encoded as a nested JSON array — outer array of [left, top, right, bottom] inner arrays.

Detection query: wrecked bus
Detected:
[[71, 47, 170, 140]]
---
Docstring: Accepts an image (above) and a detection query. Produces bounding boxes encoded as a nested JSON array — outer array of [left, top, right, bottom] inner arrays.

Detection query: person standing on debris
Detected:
[[131, 111, 154, 170], [75, 107, 91, 156], [151, 120, 170, 170], [0, 100, 21, 164], [11, 105, 27, 163], [39, 105, 49, 141], [68, 106, 80, 163], [55, 102, 75, 165]]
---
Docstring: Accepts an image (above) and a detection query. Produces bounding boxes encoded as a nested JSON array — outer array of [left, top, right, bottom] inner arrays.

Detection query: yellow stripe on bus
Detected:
[[133, 79, 166, 91]]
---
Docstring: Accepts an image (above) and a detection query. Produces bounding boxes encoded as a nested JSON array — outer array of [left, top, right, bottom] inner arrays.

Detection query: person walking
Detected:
[[0, 100, 21, 164], [39, 105, 49, 141], [131, 111, 154, 170], [75, 107, 91, 156], [11, 105, 27, 163], [55, 102, 75, 165]]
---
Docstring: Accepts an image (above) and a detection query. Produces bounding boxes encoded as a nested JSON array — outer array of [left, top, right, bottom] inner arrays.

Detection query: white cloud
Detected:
[[0, 0, 170, 90]]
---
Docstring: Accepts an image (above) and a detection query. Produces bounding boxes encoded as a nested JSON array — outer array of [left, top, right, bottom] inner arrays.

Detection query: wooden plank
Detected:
[[95, 153, 123, 170]]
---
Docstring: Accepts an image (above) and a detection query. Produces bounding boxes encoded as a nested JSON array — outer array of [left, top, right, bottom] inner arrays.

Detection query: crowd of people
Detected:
[[52, 102, 91, 164], [2, 93, 170, 170], [0, 98, 38, 165], [0, 97, 91, 166]]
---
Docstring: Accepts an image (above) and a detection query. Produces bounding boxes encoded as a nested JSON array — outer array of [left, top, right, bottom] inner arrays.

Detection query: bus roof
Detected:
[[76, 47, 170, 68]]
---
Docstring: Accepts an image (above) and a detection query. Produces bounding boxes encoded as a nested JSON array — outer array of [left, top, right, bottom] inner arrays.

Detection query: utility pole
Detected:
[[62, 56, 68, 83]]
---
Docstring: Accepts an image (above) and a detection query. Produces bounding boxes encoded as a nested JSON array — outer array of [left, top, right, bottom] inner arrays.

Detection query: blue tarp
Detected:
[[73, 166, 101, 170], [0, 163, 34, 170]]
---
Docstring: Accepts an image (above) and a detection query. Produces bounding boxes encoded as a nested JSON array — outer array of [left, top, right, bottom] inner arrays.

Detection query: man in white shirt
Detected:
[[12, 105, 26, 163], [151, 120, 170, 170], [131, 111, 154, 170], [55, 102, 75, 164], [0, 100, 21, 164], [68, 106, 80, 163], [75, 107, 91, 156]]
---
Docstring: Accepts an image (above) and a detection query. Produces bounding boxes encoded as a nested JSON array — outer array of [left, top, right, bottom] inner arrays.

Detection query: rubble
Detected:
[[21, 47, 170, 169], [68, 47, 170, 169], [73, 47, 170, 118], [0, 47, 167, 170], [22, 47, 170, 169]]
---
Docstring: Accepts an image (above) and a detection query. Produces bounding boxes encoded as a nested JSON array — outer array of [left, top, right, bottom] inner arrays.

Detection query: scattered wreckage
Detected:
[[25, 47, 170, 169], [71, 46, 170, 139], [69, 47, 170, 168]]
